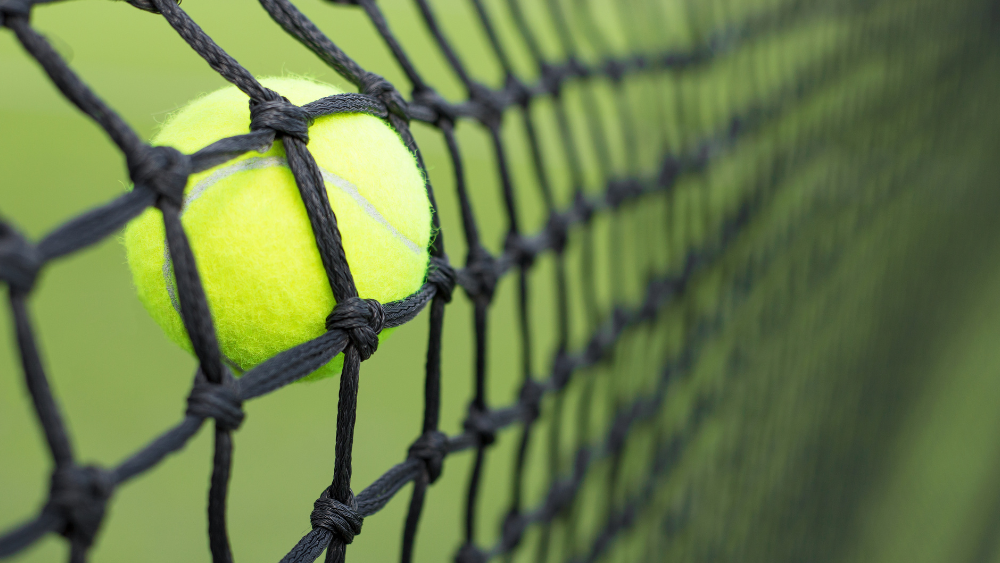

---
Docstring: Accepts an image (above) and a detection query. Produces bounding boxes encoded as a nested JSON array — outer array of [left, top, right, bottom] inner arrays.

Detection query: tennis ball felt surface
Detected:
[[123, 77, 431, 380]]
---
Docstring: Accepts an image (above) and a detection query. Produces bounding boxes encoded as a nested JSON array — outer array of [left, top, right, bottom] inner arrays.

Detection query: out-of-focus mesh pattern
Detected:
[[1, 0, 998, 562]]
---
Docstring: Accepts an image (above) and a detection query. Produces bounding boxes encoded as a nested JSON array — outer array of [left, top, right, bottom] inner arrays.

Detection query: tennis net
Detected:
[[1, 0, 999, 562]]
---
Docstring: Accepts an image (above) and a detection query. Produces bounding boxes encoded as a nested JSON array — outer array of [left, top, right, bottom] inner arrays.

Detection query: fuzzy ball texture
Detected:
[[123, 77, 432, 380]]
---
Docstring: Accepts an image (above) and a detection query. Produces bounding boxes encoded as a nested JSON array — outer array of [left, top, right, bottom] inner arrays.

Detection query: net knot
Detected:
[[505, 231, 535, 268], [504, 73, 530, 108], [611, 306, 631, 332], [411, 86, 458, 124], [408, 430, 449, 483], [691, 143, 711, 171], [606, 179, 639, 208], [0, 0, 30, 23], [124, 0, 180, 14], [463, 404, 496, 446], [544, 480, 575, 516], [538, 62, 565, 96], [568, 56, 590, 79], [663, 51, 695, 68], [638, 285, 660, 322], [607, 407, 634, 455], [250, 96, 312, 143], [501, 510, 526, 550], [573, 190, 595, 223], [551, 351, 574, 390], [545, 211, 569, 254], [310, 487, 363, 544], [518, 379, 544, 423], [469, 81, 504, 129], [360, 72, 408, 120], [573, 447, 590, 478], [658, 155, 681, 188], [325, 297, 384, 361], [603, 59, 627, 82], [624, 178, 644, 201], [0, 0, 33, 27], [0, 221, 41, 294], [427, 256, 457, 303], [455, 543, 488, 563], [129, 145, 190, 208], [585, 320, 617, 363], [47, 465, 115, 550], [464, 246, 498, 302], [186, 368, 244, 431]]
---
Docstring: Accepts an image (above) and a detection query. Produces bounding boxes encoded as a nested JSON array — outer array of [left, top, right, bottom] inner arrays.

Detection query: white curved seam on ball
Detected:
[[317, 167, 423, 254], [161, 155, 424, 347], [184, 156, 422, 253]]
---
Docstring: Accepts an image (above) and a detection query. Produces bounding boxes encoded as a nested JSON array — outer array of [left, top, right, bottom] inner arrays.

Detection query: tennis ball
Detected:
[[123, 77, 431, 381]]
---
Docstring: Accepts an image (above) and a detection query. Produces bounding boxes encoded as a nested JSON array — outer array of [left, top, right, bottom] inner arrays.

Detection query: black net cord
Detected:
[[412, 0, 475, 94], [496, 16, 577, 547], [9, 291, 75, 467], [510, 271, 535, 503], [4, 3, 327, 562], [466, 1, 579, 548], [149, 1, 382, 561], [0, 0, 832, 561], [159, 200, 224, 382], [464, 298, 492, 548], [399, 294, 448, 563], [257, 0, 372, 94], [161, 198, 236, 563], [400, 470, 430, 563], [325, 346, 360, 563], [406, 3, 506, 558], [152, 0, 274, 101], [209, 428, 236, 563], [544, 0, 616, 184], [356, 0, 429, 95], [248, 1, 449, 561], [536, 386, 566, 562]]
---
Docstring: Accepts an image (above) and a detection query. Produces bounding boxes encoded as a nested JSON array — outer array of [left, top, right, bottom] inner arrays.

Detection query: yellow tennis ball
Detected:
[[123, 77, 431, 381]]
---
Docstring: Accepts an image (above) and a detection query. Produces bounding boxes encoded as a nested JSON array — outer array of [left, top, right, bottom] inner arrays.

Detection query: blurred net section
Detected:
[[1, 0, 999, 562]]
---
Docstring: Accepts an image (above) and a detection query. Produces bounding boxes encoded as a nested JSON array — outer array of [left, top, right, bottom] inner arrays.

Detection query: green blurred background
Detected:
[[2, 0, 1000, 562]]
